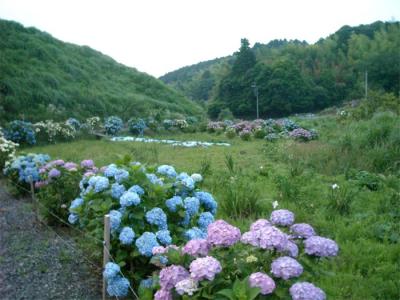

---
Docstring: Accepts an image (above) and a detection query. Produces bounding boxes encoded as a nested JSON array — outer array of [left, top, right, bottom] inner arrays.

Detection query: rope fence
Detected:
[[3, 178, 140, 300]]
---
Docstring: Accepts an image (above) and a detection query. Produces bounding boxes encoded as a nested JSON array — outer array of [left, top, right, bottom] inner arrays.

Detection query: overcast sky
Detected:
[[0, 0, 398, 77]]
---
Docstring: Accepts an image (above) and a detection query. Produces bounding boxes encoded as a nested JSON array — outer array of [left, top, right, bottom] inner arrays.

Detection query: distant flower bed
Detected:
[[208, 118, 318, 142], [110, 136, 231, 148]]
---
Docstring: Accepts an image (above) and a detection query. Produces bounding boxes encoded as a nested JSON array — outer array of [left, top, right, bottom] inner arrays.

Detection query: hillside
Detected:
[[160, 21, 399, 118], [0, 19, 203, 122]]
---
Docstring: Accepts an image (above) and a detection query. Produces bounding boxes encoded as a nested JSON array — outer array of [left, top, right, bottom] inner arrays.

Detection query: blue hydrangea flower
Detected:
[[128, 185, 145, 195], [109, 210, 122, 232], [94, 176, 109, 193], [146, 208, 167, 230], [119, 227, 135, 245], [135, 232, 160, 257], [107, 276, 130, 297], [120, 191, 140, 207], [103, 262, 121, 280], [176, 172, 195, 190], [111, 183, 126, 199], [184, 227, 207, 240], [159, 256, 168, 265], [156, 230, 172, 245], [69, 198, 84, 212], [146, 173, 164, 185], [68, 213, 78, 224], [165, 196, 183, 212], [115, 169, 129, 183], [184, 197, 200, 217], [139, 278, 153, 289], [157, 165, 177, 178], [198, 212, 215, 230], [104, 164, 118, 177], [195, 191, 218, 215]]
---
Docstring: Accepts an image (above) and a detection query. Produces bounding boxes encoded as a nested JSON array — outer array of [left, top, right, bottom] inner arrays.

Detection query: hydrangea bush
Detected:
[[3, 120, 36, 145], [104, 116, 124, 135], [139, 209, 338, 300], [68, 160, 217, 296], [0, 131, 19, 169], [34, 120, 76, 143], [128, 118, 146, 136], [35, 159, 98, 225], [3, 153, 50, 194]]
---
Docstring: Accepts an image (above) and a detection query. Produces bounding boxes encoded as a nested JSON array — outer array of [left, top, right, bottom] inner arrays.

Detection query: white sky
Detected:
[[0, 0, 398, 77]]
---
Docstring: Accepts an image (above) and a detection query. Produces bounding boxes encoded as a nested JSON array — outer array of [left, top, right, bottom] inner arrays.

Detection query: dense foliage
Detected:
[[160, 21, 399, 119], [0, 19, 203, 122]]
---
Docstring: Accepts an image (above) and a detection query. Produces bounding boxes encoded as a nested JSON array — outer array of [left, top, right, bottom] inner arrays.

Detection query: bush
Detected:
[[105, 116, 123, 135], [128, 118, 146, 136], [225, 127, 236, 139], [3, 120, 36, 145], [239, 129, 252, 141], [34, 120, 76, 143], [254, 128, 267, 139], [66, 118, 81, 130], [68, 161, 218, 292], [0, 132, 18, 170]]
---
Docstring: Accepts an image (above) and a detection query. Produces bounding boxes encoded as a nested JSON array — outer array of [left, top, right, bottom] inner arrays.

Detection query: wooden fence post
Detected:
[[103, 214, 111, 300]]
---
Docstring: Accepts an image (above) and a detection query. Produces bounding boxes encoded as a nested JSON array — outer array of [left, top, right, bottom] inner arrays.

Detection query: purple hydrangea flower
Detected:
[[271, 256, 303, 280], [270, 209, 295, 226], [290, 223, 316, 239], [48, 168, 61, 178], [207, 220, 241, 247], [250, 219, 271, 231], [304, 236, 339, 257], [289, 282, 326, 300], [242, 226, 288, 251], [248, 272, 276, 295], [52, 159, 65, 166], [159, 265, 189, 290], [182, 239, 210, 257], [189, 256, 222, 281], [81, 159, 95, 169], [64, 162, 78, 170], [280, 240, 299, 257], [154, 289, 172, 300]]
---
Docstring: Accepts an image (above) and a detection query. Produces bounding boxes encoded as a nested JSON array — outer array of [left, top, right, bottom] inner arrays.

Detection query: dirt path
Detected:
[[0, 183, 102, 300]]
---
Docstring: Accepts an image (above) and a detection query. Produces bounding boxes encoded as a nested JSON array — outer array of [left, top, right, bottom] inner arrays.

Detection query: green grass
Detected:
[[23, 121, 400, 299]]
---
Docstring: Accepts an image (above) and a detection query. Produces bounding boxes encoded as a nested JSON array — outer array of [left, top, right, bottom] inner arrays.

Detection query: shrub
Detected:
[[225, 127, 236, 139], [68, 161, 218, 291], [3, 120, 36, 145], [84, 116, 102, 133], [128, 118, 146, 136], [265, 133, 279, 142], [173, 119, 188, 130], [253, 128, 267, 139], [66, 118, 81, 130], [0, 132, 18, 170], [3, 153, 50, 194], [239, 129, 252, 141], [289, 128, 314, 142], [36, 159, 94, 225], [34, 120, 76, 143], [105, 116, 123, 135]]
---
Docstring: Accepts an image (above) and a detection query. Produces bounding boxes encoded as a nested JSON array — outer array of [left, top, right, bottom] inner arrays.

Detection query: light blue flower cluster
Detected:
[[120, 191, 140, 207], [139, 278, 154, 289], [128, 185, 144, 195], [4, 153, 50, 183], [184, 197, 200, 217], [115, 169, 129, 183], [157, 165, 177, 178], [111, 183, 126, 199], [135, 232, 160, 257], [68, 213, 78, 224], [88, 176, 109, 193], [156, 230, 172, 245], [109, 210, 122, 232], [146, 173, 164, 185], [198, 212, 215, 230], [195, 191, 218, 215], [146, 208, 167, 230], [185, 227, 207, 240], [69, 198, 84, 212], [119, 227, 135, 245], [165, 196, 183, 212], [104, 164, 118, 177], [176, 172, 195, 190], [103, 262, 130, 297]]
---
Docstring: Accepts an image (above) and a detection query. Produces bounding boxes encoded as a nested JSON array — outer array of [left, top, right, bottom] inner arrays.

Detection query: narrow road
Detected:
[[0, 183, 101, 300]]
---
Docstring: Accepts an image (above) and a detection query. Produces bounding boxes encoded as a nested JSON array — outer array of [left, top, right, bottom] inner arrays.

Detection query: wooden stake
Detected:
[[103, 214, 111, 300]]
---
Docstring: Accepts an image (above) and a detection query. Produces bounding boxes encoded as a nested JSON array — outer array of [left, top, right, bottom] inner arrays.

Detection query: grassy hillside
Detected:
[[0, 19, 203, 122]]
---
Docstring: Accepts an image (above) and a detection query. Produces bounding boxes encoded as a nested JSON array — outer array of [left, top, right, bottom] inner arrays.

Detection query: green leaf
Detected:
[[216, 289, 235, 300]]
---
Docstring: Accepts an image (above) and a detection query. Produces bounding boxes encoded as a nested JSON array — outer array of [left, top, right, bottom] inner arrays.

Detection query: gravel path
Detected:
[[0, 183, 102, 300]]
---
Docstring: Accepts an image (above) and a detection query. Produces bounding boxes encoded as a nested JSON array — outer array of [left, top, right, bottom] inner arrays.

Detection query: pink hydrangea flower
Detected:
[[189, 256, 222, 281], [248, 272, 276, 295], [159, 265, 189, 290], [207, 220, 241, 247], [183, 239, 210, 257]]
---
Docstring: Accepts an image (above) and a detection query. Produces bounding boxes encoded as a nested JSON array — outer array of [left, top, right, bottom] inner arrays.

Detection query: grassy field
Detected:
[[23, 114, 400, 299]]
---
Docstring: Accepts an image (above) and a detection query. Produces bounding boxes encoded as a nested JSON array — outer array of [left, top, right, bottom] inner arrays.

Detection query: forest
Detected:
[[160, 21, 399, 119]]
